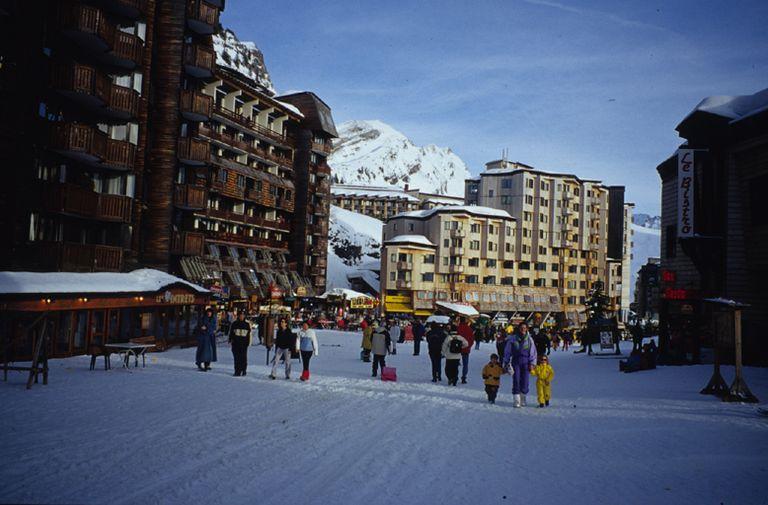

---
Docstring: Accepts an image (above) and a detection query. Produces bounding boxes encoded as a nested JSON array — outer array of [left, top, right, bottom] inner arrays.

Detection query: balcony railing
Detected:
[[171, 231, 205, 256], [97, 0, 147, 18], [50, 123, 106, 163], [186, 0, 219, 34], [59, 3, 142, 68], [183, 43, 215, 77], [52, 62, 137, 119], [310, 266, 326, 276], [314, 162, 331, 177], [311, 141, 332, 155], [206, 230, 288, 250], [396, 279, 413, 289], [44, 183, 132, 223], [212, 103, 293, 147], [174, 184, 208, 210], [111, 30, 143, 67], [103, 137, 136, 170], [177, 137, 210, 165], [43, 242, 124, 272], [180, 89, 213, 121], [397, 261, 413, 271], [450, 229, 466, 238]]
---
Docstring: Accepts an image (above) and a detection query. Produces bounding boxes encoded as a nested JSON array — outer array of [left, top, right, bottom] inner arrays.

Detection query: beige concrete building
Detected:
[[464, 160, 632, 324], [380, 206, 562, 317], [332, 184, 465, 222]]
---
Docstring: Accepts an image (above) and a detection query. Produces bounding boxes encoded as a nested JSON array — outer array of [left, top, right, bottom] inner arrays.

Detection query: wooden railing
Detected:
[[45, 242, 124, 272], [186, 0, 219, 29], [213, 103, 294, 147], [314, 162, 331, 176], [177, 137, 210, 164], [180, 89, 213, 119], [61, 3, 113, 46], [311, 141, 332, 155], [171, 231, 205, 256], [204, 208, 290, 232], [206, 230, 288, 250], [103, 138, 136, 170], [174, 184, 208, 209], [50, 123, 107, 160], [51, 63, 108, 102], [112, 30, 142, 66], [44, 184, 132, 222], [183, 43, 215, 74], [108, 84, 138, 117]]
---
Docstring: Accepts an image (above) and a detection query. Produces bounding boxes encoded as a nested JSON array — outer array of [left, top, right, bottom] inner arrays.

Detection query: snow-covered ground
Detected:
[[1, 331, 767, 505]]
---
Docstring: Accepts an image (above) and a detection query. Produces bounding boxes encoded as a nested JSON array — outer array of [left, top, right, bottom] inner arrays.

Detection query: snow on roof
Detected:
[[425, 196, 465, 205], [331, 185, 420, 202], [435, 301, 480, 317], [274, 99, 304, 118], [0, 269, 209, 295], [385, 235, 435, 247], [704, 297, 751, 308], [317, 287, 374, 300], [684, 88, 768, 124], [392, 205, 513, 220]]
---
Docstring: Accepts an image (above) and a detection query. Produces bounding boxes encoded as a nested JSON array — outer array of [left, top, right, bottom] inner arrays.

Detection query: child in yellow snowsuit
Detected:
[[481, 354, 504, 404], [531, 355, 554, 407]]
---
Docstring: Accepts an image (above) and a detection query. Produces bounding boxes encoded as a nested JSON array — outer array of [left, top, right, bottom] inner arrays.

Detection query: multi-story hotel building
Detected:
[[0, 1, 334, 301], [380, 206, 562, 317], [331, 183, 465, 222], [465, 160, 632, 324]]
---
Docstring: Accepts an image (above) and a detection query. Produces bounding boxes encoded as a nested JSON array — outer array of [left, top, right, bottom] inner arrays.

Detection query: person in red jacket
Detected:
[[457, 317, 475, 384]]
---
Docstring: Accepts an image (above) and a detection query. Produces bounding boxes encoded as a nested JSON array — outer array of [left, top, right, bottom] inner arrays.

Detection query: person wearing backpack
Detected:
[[370, 320, 391, 377], [442, 330, 469, 386], [503, 322, 538, 407]]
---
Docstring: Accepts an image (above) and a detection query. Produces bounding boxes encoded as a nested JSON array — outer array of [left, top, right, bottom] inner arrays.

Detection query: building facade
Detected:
[[633, 257, 660, 322], [465, 160, 632, 324], [331, 183, 465, 222], [657, 87, 767, 365], [380, 206, 562, 317], [0, 1, 335, 303]]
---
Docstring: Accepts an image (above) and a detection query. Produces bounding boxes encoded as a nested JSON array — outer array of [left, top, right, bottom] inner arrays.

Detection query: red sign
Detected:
[[270, 285, 284, 300], [661, 270, 676, 283], [663, 288, 697, 300]]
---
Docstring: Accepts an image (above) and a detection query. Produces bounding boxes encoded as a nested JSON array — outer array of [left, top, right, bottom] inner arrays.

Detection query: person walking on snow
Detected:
[[532, 327, 551, 357], [426, 322, 447, 382], [195, 308, 217, 371], [412, 319, 425, 356], [442, 330, 469, 386], [481, 353, 504, 403], [389, 320, 401, 355], [370, 320, 391, 377], [228, 311, 251, 376], [503, 322, 537, 407], [361, 322, 373, 362], [270, 317, 298, 380], [457, 317, 475, 384], [298, 321, 318, 381], [531, 354, 555, 407]]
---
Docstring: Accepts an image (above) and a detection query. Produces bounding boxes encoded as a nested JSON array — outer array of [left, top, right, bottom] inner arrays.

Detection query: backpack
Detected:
[[449, 337, 463, 354]]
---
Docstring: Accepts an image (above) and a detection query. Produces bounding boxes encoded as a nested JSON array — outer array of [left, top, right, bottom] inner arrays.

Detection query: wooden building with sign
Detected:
[[0, 269, 210, 362], [656, 87, 768, 365]]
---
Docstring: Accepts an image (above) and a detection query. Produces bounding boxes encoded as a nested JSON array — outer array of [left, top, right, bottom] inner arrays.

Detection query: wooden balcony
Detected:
[[49, 123, 135, 170], [180, 90, 213, 121], [186, 0, 219, 35], [174, 184, 208, 210], [96, 0, 147, 18], [206, 230, 288, 250], [396, 279, 412, 289], [44, 183, 132, 223], [314, 162, 331, 177], [212, 103, 293, 147], [34, 242, 124, 272], [177, 137, 210, 165], [171, 231, 205, 256], [311, 141, 332, 155], [52, 62, 138, 119], [397, 261, 413, 271], [183, 43, 214, 78], [59, 3, 142, 68]]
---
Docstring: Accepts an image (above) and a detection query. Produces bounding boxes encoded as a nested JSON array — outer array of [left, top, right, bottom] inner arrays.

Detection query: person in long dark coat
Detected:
[[412, 319, 425, 356], [196, 308, 218, 371], [426, 322, 448, 382], [228, 311, 251, 376]]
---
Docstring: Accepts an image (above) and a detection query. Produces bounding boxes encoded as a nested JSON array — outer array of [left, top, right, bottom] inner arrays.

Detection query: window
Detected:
[[218, 170, 228, 183], [483, 276, 496, 285], [422, 273, 434, 282], [466, 275, 478, 284], [488, 190, 494, 197], [519, 261, 530, 270], [551, 279, 559, 287], [486, 259, 497, 268], [534, 278, 545, 287], [487, 241, 496, 251], [503, 260, 514, 269], [501, 178, 513, 189], [471, 223, 480, 233], [468, 258, 479, 267], [488, 225, 495, 234], [424, 254, 435, 264], [551, 263, 559, 272], [470, 240, 480, 250], [518, 278, 530, 286], [408, 223, 414, 232], [501, 195, 513, 205], [534, 262, 546, 271], [236, 175, 246, 188], [525, 195, 534, 205]]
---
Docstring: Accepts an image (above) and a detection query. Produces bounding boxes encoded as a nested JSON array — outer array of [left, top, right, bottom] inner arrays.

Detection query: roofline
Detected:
[[275, 91, 332, 111], [214, 68, 303, 120], [389, 207, 516, 222], [478, 167, 603, 185]]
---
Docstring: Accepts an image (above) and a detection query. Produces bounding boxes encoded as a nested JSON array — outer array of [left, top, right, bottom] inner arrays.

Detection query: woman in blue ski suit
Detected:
[[503, 322, 537, 407]]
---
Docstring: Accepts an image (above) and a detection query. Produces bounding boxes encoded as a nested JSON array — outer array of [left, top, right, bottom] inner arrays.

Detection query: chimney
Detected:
[[404, 183, 409, 192]]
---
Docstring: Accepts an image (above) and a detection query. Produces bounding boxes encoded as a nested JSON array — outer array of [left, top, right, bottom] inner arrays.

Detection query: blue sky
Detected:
[[222, 0, 768, 215]]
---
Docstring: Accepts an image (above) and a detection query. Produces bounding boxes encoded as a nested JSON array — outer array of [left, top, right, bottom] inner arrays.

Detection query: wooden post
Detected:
[[725, 309, 758, 403], [700, 345, 728, 396], [26, 318, 46, 390]]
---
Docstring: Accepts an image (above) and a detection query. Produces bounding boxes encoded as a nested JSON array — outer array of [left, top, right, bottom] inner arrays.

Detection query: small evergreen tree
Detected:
[[585, 280, 611, 324]]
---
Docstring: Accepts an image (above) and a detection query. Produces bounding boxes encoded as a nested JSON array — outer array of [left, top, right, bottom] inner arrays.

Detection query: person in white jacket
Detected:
[[441, 332, 469, 386], [388, 320, 401, 355], [298, 321, 318, 382]]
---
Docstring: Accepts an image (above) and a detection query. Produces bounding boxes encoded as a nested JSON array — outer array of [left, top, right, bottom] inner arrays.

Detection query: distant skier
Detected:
[[426, 322, 448, 382], [298, 321, 318, 381], [370, 320, 391, 377], [442, 329, 469, 386], [195, 308, 217, 371], [503, 322, 537, 407], [228, 311, 251, 377]]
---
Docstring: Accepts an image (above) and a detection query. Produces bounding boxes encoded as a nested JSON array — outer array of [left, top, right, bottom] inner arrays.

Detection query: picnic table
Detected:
[[104, 343, 156, 369]]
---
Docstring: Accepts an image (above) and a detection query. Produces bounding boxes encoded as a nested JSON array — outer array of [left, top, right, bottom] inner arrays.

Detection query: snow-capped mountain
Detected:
[[213, 28, 275, 95], [328, 120, 470, 197], [630, 223, 661, 300], [326, 206, 382, 293], [633, 213, 661, 230]]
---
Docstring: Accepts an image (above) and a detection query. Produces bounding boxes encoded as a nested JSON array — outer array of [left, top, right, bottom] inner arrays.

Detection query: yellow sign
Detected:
[[350, 298, 376, 309], [385, 295, 412, 304]]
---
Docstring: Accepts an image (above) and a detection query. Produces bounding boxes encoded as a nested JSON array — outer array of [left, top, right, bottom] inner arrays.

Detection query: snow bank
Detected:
[[0, 269, 208, 294]]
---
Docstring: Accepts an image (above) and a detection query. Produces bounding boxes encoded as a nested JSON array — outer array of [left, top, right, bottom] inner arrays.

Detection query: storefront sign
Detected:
[[350, 297, 376, 309], [154, 292, 196, 304], [600, 331, 613, 350], [677, 149, 695, 238], [270, 285, 284, 300]]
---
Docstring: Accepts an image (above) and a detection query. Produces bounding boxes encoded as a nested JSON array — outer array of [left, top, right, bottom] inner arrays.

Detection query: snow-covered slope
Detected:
[[328, 120, 470, 197], [327, 205, 382, 292], [630, 223, 661, 298], [213, 28, 275, 95]]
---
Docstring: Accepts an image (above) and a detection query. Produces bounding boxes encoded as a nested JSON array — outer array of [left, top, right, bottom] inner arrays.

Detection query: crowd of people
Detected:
[[195, 309, 559, 408]]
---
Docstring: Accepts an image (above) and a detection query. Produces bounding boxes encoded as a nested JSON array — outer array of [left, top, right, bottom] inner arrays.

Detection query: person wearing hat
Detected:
[[228, 311, 251, 376], [426, 321, 448, 382], [195, 308, 218, 371]]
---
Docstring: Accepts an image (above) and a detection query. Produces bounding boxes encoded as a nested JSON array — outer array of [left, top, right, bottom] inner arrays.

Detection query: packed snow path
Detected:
[[1, 330, 766, 505]]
